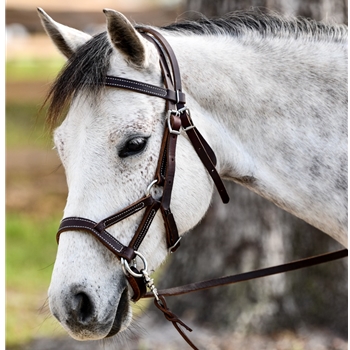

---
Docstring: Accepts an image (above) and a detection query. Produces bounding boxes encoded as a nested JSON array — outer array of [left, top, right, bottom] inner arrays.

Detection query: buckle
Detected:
[[178, 107, 195, 132], [166, 110, 181, 135]]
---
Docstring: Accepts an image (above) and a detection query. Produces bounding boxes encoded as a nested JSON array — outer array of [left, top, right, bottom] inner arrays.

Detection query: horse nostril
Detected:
[[71, 292, 94, 324]]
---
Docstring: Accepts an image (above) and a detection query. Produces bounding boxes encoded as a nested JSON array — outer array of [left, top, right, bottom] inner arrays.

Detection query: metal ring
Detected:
[[146, 179, 158, 196], [121, 251, 148, 278]]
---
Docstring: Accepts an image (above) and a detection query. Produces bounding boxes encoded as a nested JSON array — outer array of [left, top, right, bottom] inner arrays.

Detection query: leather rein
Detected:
[[56, 27, 347, 349]]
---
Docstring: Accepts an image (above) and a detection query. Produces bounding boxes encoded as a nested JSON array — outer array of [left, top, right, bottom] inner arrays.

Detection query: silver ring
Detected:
[[121, 251, 148, 278], [146, 179, 158, 196]]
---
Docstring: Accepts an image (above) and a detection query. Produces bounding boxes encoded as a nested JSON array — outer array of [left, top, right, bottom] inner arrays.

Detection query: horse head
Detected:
[[38, 8, 215, 340]]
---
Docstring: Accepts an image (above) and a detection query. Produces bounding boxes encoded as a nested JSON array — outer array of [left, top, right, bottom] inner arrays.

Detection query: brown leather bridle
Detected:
[[55, 27, 347, 350]]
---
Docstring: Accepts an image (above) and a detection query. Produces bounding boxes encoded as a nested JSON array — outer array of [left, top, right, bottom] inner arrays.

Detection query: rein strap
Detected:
[[143, 248, 348, 298]]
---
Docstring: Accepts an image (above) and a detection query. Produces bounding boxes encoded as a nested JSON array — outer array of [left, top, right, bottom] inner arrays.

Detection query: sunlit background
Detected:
[[6, 1, 185, 348], [5, 0, 348, 349]]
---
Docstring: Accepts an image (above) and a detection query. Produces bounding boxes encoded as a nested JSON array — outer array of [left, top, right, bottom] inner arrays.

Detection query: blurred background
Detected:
[[5, 0, 347, 349]]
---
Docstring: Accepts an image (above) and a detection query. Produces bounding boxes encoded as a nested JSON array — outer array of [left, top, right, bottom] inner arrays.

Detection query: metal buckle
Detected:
[[166, 110, 181, 135], [178, 107, 196, 132]]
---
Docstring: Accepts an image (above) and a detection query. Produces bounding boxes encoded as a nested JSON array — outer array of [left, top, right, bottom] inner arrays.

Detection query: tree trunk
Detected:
[[156, 183, 347, 336], [149, 0, 347, 338]]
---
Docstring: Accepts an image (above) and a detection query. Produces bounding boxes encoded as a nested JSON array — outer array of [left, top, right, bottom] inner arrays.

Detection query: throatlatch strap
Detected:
[[180, 111, 229, 204]]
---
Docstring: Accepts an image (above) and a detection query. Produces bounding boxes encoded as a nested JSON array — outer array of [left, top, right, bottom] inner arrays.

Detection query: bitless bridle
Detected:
[[56, 27, 347, 349]]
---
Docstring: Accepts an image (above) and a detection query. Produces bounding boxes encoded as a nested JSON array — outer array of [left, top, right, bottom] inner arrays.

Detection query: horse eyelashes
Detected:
[[118, 136, 149, 158]]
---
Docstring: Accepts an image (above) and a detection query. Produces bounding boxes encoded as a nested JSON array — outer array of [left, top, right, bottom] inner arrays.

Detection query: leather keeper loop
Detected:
[[161, 206, 180, 252], [127, 271, 147, 302]]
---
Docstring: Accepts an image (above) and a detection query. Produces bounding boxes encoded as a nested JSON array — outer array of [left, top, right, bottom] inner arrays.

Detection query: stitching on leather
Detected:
[[106, 77, 167, 98], [133, 209, 157, 249], [61, 217, 95, 225], [104, 202, 145, 227], [59, 223, 123, 253]]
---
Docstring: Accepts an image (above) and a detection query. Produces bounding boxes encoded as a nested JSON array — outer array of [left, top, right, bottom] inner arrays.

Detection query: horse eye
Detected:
[[119, 137, 149, 158]]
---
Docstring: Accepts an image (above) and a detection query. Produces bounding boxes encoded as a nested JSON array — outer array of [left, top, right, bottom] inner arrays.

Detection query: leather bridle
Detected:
[[55, 27, 347, 349], [57, 26, 229, 297]]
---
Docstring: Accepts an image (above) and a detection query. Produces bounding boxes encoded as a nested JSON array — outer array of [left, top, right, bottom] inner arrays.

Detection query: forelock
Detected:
[[45, 32, 112, 129]]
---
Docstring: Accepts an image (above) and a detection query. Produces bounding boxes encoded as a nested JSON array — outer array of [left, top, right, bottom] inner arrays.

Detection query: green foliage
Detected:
[[6, 58, 64, 82], [6, 213, 65, 345], [6, 55, 65, 344], [6, 102, 52, 149], [6, 213, 59, 289]]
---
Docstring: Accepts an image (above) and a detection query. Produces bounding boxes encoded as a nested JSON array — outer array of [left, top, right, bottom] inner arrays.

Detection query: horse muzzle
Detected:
[[49, 279, 131, 340]]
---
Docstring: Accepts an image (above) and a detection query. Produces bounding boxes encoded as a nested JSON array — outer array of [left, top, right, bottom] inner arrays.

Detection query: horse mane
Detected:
[[162, 10, 347, 41], [44, 11, 347, 130]]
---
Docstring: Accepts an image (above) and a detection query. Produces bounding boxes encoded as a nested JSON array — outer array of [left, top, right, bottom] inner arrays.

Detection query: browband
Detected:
[[105, 76, 186, 104]]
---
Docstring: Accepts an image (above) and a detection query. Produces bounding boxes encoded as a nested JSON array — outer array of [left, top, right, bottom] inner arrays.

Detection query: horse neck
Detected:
[[164, 31, 348, 246]]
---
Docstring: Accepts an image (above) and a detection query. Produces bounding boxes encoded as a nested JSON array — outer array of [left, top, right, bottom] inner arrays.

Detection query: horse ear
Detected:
[[37, 8, 92, 58], [103, 9, 146, 68]]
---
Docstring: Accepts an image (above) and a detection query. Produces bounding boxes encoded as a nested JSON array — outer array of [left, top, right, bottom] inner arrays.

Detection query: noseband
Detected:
[[57, 28, 229, 301], [55, 27, 347, 350]]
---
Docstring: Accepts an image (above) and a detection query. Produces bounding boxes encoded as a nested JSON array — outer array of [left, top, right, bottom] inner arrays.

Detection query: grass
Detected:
[[6, 213, 66, 346], [6, 102, 51, 149], [6, 57, 65, 82], [6, 56, 64, 345], [6, 214, 59, 289], [6, 56, 61, 149]]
